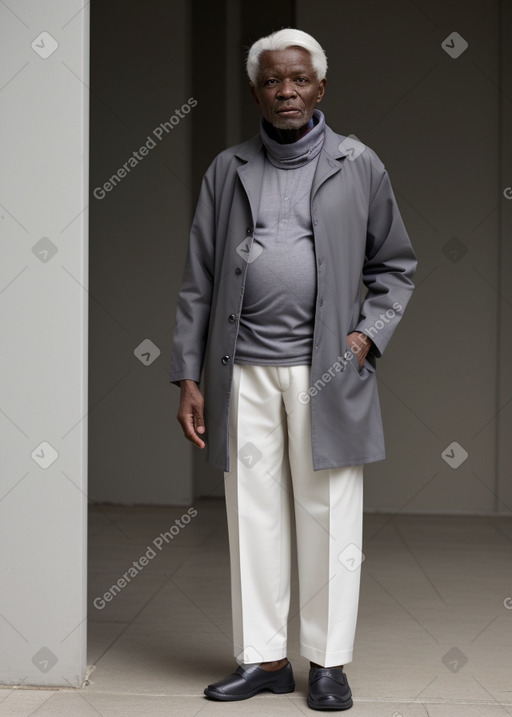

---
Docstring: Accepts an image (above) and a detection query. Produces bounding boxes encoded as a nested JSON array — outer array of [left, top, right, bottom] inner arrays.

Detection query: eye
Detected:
[[264, 78, 278, 86], [296, 77, 308, 83]]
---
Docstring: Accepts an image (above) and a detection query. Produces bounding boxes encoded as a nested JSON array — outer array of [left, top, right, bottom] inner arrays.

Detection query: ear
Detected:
[[249, 82, 261, 108], [316, 78, 327, 104]]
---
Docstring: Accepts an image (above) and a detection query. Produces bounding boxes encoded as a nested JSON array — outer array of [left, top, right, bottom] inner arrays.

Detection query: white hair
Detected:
[[246, 28, 327, 84]]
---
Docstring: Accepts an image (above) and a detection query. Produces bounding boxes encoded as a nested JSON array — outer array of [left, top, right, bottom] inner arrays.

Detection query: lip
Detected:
[[276, 108, 301, 115]]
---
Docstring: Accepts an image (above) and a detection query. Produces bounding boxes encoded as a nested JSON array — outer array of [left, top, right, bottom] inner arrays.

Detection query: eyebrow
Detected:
[[260, 67, 312, 79]]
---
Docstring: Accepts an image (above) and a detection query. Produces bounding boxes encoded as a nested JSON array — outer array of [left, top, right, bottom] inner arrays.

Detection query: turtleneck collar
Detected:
[[260, 109, 326, 169]]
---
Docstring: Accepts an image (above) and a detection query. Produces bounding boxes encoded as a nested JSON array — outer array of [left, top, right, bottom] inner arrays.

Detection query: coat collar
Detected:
[[234, 123, 347, 164], [234, 122, 348, 225]]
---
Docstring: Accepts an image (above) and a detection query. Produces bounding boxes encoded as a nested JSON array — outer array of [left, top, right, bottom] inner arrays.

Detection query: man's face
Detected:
[[250, 46, 326, 131]]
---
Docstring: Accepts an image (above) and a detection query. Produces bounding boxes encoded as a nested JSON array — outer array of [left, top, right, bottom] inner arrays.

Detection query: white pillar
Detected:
[[0, 1, 89, 686]]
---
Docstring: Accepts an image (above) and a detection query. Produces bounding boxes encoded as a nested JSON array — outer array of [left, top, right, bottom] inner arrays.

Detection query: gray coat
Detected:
[[170, 123, 417, 472]]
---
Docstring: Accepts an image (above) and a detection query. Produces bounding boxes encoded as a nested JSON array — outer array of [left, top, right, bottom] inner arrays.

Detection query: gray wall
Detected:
[[297, 0, 510, 513], [0, 0, 88, 686], [498, 0, 512, 512], [88, 0, 511, 514], [88, 0, 193, 505]]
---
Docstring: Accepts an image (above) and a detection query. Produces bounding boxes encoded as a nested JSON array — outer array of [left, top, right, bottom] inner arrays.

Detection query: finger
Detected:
[[194, 409, 205, 434], [180, 412, 206, 449], [192, 413, 206, 446]]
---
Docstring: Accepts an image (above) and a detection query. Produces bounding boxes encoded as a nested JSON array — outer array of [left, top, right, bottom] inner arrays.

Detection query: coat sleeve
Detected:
[[169, 165, 216, 386], [354, 159, 418, 358]]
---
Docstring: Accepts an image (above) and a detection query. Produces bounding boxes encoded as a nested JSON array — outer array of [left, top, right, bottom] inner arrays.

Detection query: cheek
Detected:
[[303, 89, 319, 105]]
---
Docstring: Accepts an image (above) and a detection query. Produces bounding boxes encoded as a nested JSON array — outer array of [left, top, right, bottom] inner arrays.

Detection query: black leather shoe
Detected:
[[204, 661, 295, 701], [307, 666, 353, 710]]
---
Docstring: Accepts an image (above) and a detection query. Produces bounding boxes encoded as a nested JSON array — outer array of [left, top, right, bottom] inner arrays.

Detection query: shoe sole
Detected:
[[204, 682, 295, 701], [307, 695, 353, 710]]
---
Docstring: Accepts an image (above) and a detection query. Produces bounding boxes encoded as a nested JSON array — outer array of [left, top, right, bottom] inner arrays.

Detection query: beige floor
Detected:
[[1, 502, 511, 716]]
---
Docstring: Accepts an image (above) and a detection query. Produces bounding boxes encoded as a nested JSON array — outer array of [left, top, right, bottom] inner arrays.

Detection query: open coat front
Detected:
[[170, 124, 418, 472]]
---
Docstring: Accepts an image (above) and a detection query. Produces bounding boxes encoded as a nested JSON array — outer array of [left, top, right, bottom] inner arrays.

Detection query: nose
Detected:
[[277, 80, 297, 99]]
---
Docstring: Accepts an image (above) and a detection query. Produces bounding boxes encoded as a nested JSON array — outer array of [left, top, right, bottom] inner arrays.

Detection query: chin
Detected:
[[271, 115, 306, 131]]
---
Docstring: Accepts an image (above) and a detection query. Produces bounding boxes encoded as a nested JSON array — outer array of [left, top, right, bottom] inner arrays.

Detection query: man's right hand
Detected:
[[177, 379, 206, 449]]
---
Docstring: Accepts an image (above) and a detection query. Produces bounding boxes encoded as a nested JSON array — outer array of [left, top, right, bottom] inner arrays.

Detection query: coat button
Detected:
[[228, 314, 236, 323], [235, 267, 242, 275], [221, 355, 230, 365]]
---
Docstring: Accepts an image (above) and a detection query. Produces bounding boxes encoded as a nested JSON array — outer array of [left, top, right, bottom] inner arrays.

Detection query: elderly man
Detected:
[[170, 28, 417, 711]]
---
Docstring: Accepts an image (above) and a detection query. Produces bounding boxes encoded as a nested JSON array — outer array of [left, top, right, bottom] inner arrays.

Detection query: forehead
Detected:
[[257, 46, 315, 76]]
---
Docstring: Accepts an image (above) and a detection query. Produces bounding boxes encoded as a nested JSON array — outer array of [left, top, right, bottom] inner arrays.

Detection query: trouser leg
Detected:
[[282, 365, 364, 667], [224, 364, 293, 663]]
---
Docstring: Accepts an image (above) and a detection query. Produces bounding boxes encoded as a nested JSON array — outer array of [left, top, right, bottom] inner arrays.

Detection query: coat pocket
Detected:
[[345, 345, 376, 378]]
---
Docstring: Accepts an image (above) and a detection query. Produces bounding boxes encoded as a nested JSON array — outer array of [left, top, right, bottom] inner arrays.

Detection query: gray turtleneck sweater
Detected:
[[234, 109, 326, 365]]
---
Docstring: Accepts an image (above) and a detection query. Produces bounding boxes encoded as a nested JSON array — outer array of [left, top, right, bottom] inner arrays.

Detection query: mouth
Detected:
[[276, 107, 302, 116]]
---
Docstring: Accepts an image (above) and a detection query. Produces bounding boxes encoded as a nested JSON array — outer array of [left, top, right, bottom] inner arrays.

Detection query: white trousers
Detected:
[[224, 363, 364, 668]]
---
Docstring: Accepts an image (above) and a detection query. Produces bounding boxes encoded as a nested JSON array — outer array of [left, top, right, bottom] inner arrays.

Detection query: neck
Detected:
[[266, 118, 314, 144], [260, 109, 325, 169], [271, 124, 313, 144]]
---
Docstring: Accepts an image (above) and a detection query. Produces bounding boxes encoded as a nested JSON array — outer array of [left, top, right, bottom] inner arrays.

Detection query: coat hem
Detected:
[[311, 451, 386, 471], [210, 450, 387, 474]]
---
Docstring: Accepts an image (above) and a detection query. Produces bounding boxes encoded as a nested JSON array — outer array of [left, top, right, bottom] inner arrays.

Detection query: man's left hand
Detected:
[[347, 331, 373, 368]]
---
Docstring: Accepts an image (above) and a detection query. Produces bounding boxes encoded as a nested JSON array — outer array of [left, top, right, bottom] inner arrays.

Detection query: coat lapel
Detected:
[[235, 137, 266, 228], [311, 125, 347, 199], [234, 126, 347, 218], [234, 125, 349, 219]]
